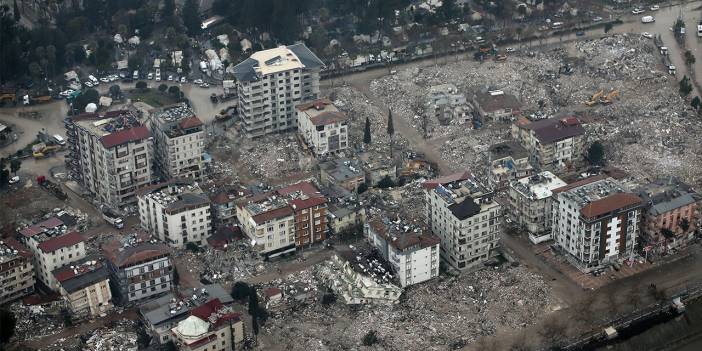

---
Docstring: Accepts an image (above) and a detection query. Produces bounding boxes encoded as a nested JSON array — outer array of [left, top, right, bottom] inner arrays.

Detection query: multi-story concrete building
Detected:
[[423, 171, 502, 271], [508, 172, 566, 244], [426, 84, 471, 125], [19, 218, 86, 291], [138, 182, 212, 248], [65, 110, 153, 208], [552, 176, 643, 272], [366, 216, 440, 287], [0, 238, 35, 304], [473, 90, 522, 122], [233, 44, 324, 137], [511, 116, 586, 172], [53, 257, 113, 319], [151, 104, 205, 181], [296, 99, 349, 156], [236, 182, 327, 257], [103, 240, 173, 304], [171, 298, 245, 351], [319, 158, 365, 192], [210, 187, 251, 226], [487, 141, 534, 190], [636, 177, 701, 253]]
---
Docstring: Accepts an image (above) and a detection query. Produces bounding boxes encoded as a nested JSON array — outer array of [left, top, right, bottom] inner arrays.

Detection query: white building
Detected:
[[233, 44, 324, 137], [65, 110, 154, 208], [151, 104, 206, 181], [552, 176, 643, 272], [19, 218, 86, 291], [103, 240, 173, 304], [511, 116, 586, 172], [296, 99, 349, 156], [317, 253, 402, 305], [508, 172, 567, 244], [138, 182, 212, 248], [366, 216, 440, 287], [53, 258, 113, 319], [424, 171, 502, 271]]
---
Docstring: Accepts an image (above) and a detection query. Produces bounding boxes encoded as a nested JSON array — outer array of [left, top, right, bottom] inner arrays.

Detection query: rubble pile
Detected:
[[83, 321, 138, 351], [261, 267, 320, 308], [198, 245, 267, 283], [10, 302, 65, 341], [261, 266, 553, 351], [238, 134, 313, 182]]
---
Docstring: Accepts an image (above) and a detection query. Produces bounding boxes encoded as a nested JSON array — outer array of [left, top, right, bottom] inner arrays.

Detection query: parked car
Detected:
[[642, 32, 654, 38], [593, 16, 603, 22], [100, 77, 110, 83], [148, 72, 153, 80], [650, 5, 660, 11], [156, 74, 161, 82], [168, 75, 174, 81], [576, 31, 585, 36], [632, 8, 645, 15], [180, 76, 187, 83], [9, 176, 20, 184]]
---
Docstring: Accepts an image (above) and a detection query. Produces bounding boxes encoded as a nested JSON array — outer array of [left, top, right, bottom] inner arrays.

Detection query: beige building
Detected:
[[0, 238, 35, 304], [511, 116, 586, 172], [151, 104, 206, 181], [171, 298, 245, 351], [487, 141, 534, 190], [319, 158, 365, 192], [297, 99, 349, 156], [508, 172, 566, 244], [53, 258, 113, 319], [65, 110, 154, 208], [138, 182, 212, 248], [424, 171, 502, 271], [328, 204, 366, 235], [233, 44, 324, 137]]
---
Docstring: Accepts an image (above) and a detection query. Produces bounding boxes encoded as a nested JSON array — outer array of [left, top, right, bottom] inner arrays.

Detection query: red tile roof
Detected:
[[309, 111, 347, 126], [290, 196, 327, 210], [37, 231, 84, 253], [179, 116, 203, 129], [212, 192, 232, 205], [580, 193, 642, 219], [100, 125, 150, 148], [53, 259, 103, 282], [3, 237, 32, 258], [252, 206, 294, 225], [19, 217, 64, 237], [190, 298, 242, 329], [422, 170, 473, 189], [104, 242, 172, 268]]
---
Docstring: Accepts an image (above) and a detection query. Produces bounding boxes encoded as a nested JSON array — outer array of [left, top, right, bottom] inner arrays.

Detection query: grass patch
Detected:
[[128, 89, 178, 107]]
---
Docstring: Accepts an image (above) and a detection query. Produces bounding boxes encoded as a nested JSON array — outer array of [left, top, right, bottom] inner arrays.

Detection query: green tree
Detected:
[[158, 84, 168, 93], [438, 0, 456, 20], [692, 96, 701, 111], [231, 282, 251, 300], [386, 109, 394, 137], [248, 289, 259, 316], [182, 0, 201, 36], [680, 76, 693, 97], [73, 88, 100, 112], [680, 218, 690, 232], [10, 159, 20, 175], [357, 183, 368, 194], [128, 56, 141, 72], [0, 158, 9, 187], [28, 62, 41, 80], [685, 50, 696, 67], [604, 23, 613, 33], [362, 330, 379, 346], [168, 85, 180, 95], [363, 116, 371, 144], [0, 308, 16, 344], [136, 81, 148, 90], [587, 141, 605, 166], [377, 175, 395, 189], [13, 0, 19, 22], [163, 0, 176, 19], [172, 267, 180, 286], [109, 85, 122, 98]]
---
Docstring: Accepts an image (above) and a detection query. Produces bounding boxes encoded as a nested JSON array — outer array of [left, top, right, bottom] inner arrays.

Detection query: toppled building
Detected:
[[151, 104, 206, 181], [297, 99, 349, 156], [53, 257, 113, 319], [511, 116, 586, 172], [103, 238, 174, 305], [19, 217, 86, 291], [366, 216, 440, 287], [508, 172, 567, 244], [171, 298, 245, 351], [64, 110, 153, 208], [0, 238, 35, 304], [423, 171, 502, 271], [319, 158, 365, 192], [317, 251, 402, 305], [473, 89, 521, 122], [552, 176, 643, 272], [233, 43, 324, 137], [236, 182, 327, 257], [363, 156, 398, 187], [138, 182, 212, 248], [636, 177, 701, 253], [210, 186, 252, 226], [487, 141, 534, 190], [426, 84, 471, 125]]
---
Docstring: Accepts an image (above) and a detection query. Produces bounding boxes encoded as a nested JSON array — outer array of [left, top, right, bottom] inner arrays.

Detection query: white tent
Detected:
[[85, 103, 98, 113]]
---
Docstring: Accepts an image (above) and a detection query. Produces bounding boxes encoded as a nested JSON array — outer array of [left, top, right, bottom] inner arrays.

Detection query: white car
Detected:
[[147, 73, 153, 80], [505, 47, 515, 53], [194, 79, 203, 84], [168, 75, 173, 81], [642, 32, 653, 39], [59, 89, 75, 96], [9, 176, 20, 184], [100, 77, 110, 83], [632, 8, 645, 15], [156, 74, 161, 82], [200, 83, 209, 88], [593, 16, 603, 22], [180, 77, 187, 83], [650, 5, 660, 11], [84, 81, 93, 87]]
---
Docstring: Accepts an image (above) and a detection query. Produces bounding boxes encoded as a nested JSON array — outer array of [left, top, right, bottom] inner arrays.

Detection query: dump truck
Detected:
[[101, 207, 124, 229]]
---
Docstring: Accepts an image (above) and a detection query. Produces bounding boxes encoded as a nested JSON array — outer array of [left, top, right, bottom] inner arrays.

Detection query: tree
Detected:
[[172, 267, 180, 286], [168, 85, 180, 96], [680, 218, 690, 232], [604, 23, 613, 33], [248, 289, 259, 316], [0, 308, 16, 344], [60, 308, 73, 327], [363, 116, 371, 144], [321, 291, 337, 306], [692, 96, 701, 111], [437, 0, 456, 20], [685, 50, 696, 67], [158, 84, 168, 93], [231, 282, 251, 300], [10, 159, 20, 175], [128, 56, 141, 72], [362, 330, 379, 346], [377, 175, 395, 189], [0, 158, 9, 187], [163, 0, 176, 19], [680, 76, 693, 97], [73, 88, 99, 112], [387, 109, 394, 136], [587, 141, 605, 166], [13, 0, 19, 22], [109, 85, 122, 98], [136, 81, 148, 90], [661, 228, 675, 239], [182, 0, 201, 36], [28, 62, 42, 80], [357, 183, 368, 194]]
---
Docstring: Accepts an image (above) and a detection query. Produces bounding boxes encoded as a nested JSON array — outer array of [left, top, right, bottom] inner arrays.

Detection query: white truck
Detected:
[[641, 16, 655, 23], [102, 208, 124, 229]]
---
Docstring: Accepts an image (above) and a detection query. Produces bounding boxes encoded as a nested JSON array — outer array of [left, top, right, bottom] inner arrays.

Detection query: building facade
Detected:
[[233, 44, 324, 137], [552, 177, 643, 272], [296, 99, 349, 156], [423, 171, 502, 271], [65, 110, 153, 208], [0, 238, 35, 304], [487, 141, 534, 190], [104, 241, 173, 304], [151, 104, 205, 181], [508, 172, 566, 244], [53, 258, 113, 319], [171, 299, 245, 351], [138, 182, 212, 248], [511, 116, 586, 172]]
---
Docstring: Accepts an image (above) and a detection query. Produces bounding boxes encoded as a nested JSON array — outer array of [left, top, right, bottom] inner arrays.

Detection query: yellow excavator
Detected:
[[585, 89, 604, 106], [599, 89, 620, 105]]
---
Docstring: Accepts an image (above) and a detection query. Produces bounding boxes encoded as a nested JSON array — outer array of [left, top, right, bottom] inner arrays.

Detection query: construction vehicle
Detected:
[[22, 95, 52, 105], [32, 143, 61, 159], [585, 89, 604, 106], [101, 207, 124, 229], [37, 176, 68, 200], [599, 89, 620, 105]]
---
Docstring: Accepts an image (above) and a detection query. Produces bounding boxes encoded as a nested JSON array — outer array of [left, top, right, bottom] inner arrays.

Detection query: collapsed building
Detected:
[[426, 84, 471, 125], [53, 257, 113, 319], [511, 116, 586, 172], [319, 158, 365, 192], [508, 171, 567, 244], [487, 141, 534, 190]]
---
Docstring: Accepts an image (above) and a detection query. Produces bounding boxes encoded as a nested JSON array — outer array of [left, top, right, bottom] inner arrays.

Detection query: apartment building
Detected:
[[19, 218, 86, 291], [487, 141, 534, 190], [0, 238, 35, 304], [423, 171, 502, 271], [171, 298, 245, 351], [210, 187, 251, 226], [65, 110, 153, 208], [319, 158, 365, 192], [511, 116, 585, 172], [233, 44, 324, 137], [151, 104, 205, 181], [508, 172, 566, 244], [53, 257, 113, 319], [296, 99, 349, 156], [103, 240, 173, 304], [366, 216, 440, 287], [138, 182, 212, 248], [552, 176, 643, 272], [636, 177, 701, 253], [236, 182, 327, 257]]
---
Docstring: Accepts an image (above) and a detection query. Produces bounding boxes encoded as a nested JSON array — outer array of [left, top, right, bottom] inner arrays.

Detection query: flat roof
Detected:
[[233, 44, 324, 82], [512, 172, 567, 200]]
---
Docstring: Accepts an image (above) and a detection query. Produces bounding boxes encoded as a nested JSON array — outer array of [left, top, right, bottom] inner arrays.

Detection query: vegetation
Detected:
[[72, 88, 99, 112], [231, 281, 252, 300], [362, 330, 379, 346], [172, 267, 180, 286], [685, 50, 696, 67], [680, 218, 690, 232], [357, 183, 369, 194], [692, 96, 701, 111], [135, 81, 148, 91], [680, 76, 693, 97], [377, 175, 395, 189], [363, 116, 371, 145], [0, 308, 16, 344], [587, 141, 605, 166]]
